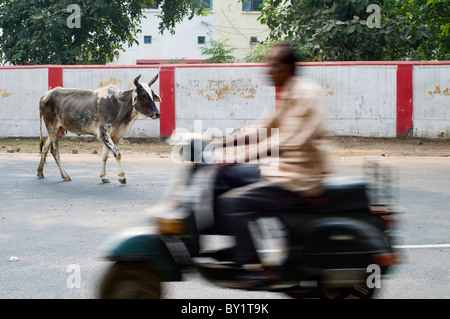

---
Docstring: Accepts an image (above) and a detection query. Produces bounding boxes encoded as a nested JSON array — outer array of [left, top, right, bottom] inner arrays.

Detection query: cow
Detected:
[[37, 74, 161, 184]]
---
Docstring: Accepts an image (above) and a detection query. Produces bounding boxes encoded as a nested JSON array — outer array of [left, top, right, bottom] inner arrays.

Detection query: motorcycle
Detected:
[[98, 134, 401, 299]]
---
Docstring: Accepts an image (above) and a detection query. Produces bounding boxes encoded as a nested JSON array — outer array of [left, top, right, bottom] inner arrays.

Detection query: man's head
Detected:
[[267, 41, 298, 87]]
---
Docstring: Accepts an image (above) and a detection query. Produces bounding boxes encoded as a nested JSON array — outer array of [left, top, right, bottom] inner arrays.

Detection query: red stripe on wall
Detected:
[[159, 66, 176, 138], [48, 66, 63, 90], [396, 64, 413, 136], [136, 59, 204, 65], [0, 60, 447, 70]]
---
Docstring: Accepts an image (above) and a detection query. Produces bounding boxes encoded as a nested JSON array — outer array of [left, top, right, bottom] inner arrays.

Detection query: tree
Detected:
[[426, 0, 449, 36], [243, 40, 311, 62], [0, 0, 209, 65], [156, 0, 211, 35], [201, 39, 236, 63], [419, 0, 450, 59], [259, 0, 446, 61], [243, 41, 276, 63]]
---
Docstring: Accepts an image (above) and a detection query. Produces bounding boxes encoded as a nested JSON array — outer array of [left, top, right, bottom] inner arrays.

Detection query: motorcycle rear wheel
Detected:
[[285, 283, 375, 299], [99, 261, 162, 299]]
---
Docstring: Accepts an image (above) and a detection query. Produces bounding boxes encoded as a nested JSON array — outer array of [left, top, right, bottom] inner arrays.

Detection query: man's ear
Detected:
[[152, 90, 162, 103]]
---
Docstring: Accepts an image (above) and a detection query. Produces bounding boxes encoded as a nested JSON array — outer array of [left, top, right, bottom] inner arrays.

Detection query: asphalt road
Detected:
[[0, 152, 449, 299]]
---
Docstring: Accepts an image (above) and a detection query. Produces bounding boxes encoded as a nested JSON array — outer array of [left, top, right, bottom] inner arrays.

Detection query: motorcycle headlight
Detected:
[[156, 218, 186, 235]]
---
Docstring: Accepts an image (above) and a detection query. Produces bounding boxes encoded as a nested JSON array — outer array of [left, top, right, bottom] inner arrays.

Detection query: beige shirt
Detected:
[[252, 76, 333, 196]]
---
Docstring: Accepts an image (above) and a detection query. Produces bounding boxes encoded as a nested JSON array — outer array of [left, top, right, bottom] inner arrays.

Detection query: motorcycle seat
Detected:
[[302, 176, 370, 213], [322, 176, 369, 190]]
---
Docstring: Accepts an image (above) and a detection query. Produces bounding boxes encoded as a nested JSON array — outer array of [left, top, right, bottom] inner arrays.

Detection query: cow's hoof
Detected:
[[63, 176, 72, 182], [119, 178, 127, 185], [37, 173, 44, 179], [102, 178, 111, 184]]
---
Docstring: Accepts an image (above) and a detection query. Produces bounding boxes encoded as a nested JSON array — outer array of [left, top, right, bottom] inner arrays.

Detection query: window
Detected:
[[142, 2, 159, 9], [250, 37, 258, 45], [198, 36, 206, 44], [242, 0, 264, 12], [192, 0, 212, 11], [144, 36, 152, 44]]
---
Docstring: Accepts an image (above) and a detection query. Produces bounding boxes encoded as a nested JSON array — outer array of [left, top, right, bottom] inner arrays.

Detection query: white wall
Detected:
[[174, 66, 274, 135], [0, 63, 448, 139], [301, 65, 398, 137], [413, 65, 450, 138], [0, 68, 48, 137], [173, 64, 398, 137]]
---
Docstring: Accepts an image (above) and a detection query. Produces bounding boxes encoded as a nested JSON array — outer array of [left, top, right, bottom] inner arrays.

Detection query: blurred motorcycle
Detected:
[[98, 134, 401, 299]]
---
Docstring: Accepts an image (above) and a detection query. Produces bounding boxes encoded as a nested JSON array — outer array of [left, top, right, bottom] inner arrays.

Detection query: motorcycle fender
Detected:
[[101, 227, 181, 281]]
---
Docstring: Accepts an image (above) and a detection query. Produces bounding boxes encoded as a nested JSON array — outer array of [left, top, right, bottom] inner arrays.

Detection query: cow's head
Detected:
[[132, 74, 161, 119]]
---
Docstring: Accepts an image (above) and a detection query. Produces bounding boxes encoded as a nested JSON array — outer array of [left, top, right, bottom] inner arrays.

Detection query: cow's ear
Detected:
[[132, 90, 138, 105], [152, 90, 161, 103]]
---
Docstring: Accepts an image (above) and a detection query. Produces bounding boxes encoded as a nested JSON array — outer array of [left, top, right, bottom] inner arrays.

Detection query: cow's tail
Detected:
[[39, 92, 52, 160], [39, 100, 45, 155]]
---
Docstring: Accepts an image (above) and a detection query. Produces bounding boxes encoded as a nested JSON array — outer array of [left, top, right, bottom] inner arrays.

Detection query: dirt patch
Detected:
[[0, 137, 172, 157], [334, 136, 450, 157], [1, 136, 449, 157]]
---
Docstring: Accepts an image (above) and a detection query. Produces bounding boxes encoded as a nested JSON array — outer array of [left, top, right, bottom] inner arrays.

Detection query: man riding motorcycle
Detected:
[[215, 41, 334, 268], [98, 42, 399, 298]]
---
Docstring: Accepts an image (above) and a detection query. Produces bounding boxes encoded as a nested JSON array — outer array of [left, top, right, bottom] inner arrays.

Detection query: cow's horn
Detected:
[[134, 75, 142, 87], [148, 74, 159, 86]]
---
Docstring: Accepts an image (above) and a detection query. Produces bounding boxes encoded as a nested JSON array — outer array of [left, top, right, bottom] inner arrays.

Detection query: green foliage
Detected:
[[259, 0, 449, 61], [243, 41, 276, 63], [156, 0, 211, 35], [0, 0, 145, 64], [243, 40, 312, 62], [422, 0, 450, 59], [0, 0, 209, 65], [201, 39, 236, 63]]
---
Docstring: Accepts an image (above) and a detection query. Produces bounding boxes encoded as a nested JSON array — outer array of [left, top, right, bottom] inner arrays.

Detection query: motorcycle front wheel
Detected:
[[99, 261, 162, 299]]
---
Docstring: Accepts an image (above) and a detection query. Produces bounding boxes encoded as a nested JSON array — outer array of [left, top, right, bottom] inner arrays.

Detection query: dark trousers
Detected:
[[218, 174, 305, 265]]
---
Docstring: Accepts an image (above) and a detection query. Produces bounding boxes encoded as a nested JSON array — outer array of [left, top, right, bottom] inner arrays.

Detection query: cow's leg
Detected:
[[100, 144, 111, 183], [37, 137, 52, 179], [49, 135, 71, 181], [115, 150, 127, 185], [99, 129, 126, 184]]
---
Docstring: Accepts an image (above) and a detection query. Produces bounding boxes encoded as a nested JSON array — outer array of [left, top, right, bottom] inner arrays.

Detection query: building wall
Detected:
[[212, 0, 270, 61], [0, 62, 448, 139], [413, 65, 450, 138], [174, 65, 274, 134], [170, 63, 398, 138], [111, 10, 214, 65], [109, 3, 270, 65], [300, 65, 397, 137], [0, 67, 48, 136]]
